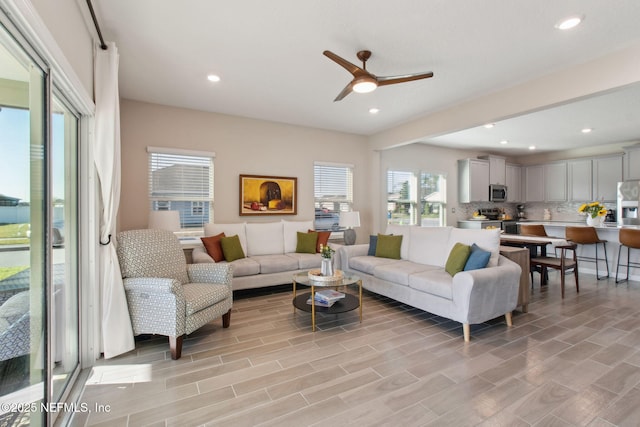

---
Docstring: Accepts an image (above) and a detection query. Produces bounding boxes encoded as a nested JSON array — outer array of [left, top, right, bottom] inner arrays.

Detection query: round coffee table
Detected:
[[292, 270, 362, 331]]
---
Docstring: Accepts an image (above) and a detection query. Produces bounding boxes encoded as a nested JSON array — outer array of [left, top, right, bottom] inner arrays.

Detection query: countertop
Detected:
[[519, 220, 639, 229]]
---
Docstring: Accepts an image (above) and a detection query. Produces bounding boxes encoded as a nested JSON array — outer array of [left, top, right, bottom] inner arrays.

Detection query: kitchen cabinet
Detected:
[[458, 158, 489, 202], [593, 154, 623, 202], [545, 162, 567, 202], [524, 165, 544, 202], [568, 159, 592, 201], [624, 145, 640, 180], [506, 163, 522, 202], [479, 155, 506, 185]]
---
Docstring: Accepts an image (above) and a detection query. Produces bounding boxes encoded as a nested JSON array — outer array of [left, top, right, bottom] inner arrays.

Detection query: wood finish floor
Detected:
[[75, 273, 640, 427]]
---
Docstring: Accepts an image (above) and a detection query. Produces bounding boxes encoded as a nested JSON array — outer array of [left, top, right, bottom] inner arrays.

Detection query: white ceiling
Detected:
[[93, 0, 640, 153]]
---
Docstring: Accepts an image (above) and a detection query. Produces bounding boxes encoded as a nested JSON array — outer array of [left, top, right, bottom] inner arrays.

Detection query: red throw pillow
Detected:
[[309, 229, 331, 253], [200, 232, 226, 262]]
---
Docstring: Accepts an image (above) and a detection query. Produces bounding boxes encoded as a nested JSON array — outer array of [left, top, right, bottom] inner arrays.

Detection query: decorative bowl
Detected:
[[308, 269, 343, 282]]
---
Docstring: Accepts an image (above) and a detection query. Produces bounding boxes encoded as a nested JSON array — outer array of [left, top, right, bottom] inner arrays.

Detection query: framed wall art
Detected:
[[239, 174, 297, 216]]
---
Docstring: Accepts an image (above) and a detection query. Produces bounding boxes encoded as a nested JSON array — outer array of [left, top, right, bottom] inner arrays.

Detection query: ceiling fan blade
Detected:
[[333, 82, 354, 102], [323, 50, 364, 76], [377, 71, 434, 87]]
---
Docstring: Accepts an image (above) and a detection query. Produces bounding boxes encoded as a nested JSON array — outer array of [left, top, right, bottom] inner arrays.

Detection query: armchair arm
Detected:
[[451, 255, 521, 324], [187, 263, 233, 289], [123, 277, 184, 297], [192, 246, 215, 263], [338, 244, 369, 270]]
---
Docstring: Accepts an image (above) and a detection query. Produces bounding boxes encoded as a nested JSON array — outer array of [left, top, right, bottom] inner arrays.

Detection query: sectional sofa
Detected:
[[339, 225, 521, 341], [192, 220, 339, 290]]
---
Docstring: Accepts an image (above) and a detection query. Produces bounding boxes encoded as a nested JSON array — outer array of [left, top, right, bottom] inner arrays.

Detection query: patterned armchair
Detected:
[[116, 229, 232, 359]]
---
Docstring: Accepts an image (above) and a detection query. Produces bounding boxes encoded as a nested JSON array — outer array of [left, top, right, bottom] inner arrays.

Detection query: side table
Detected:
[[292, 271, 362, 331], [499, 245, 531, 313]]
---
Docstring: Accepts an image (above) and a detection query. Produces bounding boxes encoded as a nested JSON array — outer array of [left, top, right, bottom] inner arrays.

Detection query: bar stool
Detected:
[[615, 228, 640, 284], [565, 226, 609, 280], [520, 224, 548, 237]]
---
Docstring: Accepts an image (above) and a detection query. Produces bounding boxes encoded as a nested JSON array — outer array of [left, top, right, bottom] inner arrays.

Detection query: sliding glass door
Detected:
[[0, 19, 80, 426]]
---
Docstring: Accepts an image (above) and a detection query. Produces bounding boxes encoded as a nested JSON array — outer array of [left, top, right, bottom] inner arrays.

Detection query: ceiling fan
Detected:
[[323, 50, 434, 102]]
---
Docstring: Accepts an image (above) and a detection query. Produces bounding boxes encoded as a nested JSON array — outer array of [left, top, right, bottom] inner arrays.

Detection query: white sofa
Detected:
[[192, 220, 338, 290], [339, 225, 521, 341]]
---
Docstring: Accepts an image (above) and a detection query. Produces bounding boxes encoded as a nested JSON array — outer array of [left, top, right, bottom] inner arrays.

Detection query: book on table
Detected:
[[306, 298, 335, 308], [314, 289, 346, 303]]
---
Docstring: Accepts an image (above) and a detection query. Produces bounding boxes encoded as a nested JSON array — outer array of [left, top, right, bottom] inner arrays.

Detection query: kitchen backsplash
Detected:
[[454, 201, 616, 223]]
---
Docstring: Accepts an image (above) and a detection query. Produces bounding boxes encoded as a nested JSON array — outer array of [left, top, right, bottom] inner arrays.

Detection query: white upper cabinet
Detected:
[[458, 158, 489, 202], [524, 165, 545, 202], [545, 162, 567, 202], [479, 155, 506, 185], [505, 163, 522, 202], [593, 155, 623, 202], [568, 159, 592, 202], [624, 145, 640, 181]]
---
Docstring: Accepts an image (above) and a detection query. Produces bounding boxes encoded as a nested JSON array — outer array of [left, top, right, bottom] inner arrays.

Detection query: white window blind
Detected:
[[314, 162, 354, 230], [148, 149, 214, 228]]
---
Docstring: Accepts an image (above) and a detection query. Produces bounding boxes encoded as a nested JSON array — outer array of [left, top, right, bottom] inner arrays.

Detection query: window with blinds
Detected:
[[387, 169, 446, 226], [314, 162, 354, 230], [148, 147, 214, 228]]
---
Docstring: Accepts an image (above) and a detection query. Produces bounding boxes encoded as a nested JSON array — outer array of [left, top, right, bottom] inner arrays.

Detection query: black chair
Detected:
[[530, 243, 579, 298]]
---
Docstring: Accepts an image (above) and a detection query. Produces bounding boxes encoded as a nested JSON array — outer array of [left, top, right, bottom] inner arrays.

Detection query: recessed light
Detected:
[[369, 108, 380, 114], [500, 140, 508, 145], [529, 146, 536, 150], [207, 74, 221, 82], [581, 128, 593, 133], [484, 123, 495, 129], [555, 15, 584, 30]]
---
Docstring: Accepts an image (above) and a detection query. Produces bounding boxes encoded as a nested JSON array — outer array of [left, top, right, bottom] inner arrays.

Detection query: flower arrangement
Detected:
[[578, 201, 607, 219], [319, 243, 335, 259]]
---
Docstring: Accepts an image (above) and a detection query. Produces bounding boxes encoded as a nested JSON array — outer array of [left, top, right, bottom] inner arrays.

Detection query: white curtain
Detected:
[[94, 42, 135, 358]]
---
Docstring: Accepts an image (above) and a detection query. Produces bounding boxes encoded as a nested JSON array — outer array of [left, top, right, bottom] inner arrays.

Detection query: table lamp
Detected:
[[148, 210, 181, 232], [339, 211, 360, 245]]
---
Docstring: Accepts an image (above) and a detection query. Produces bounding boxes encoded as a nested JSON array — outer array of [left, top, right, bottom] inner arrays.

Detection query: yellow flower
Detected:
[[579, 201, 607, 219]]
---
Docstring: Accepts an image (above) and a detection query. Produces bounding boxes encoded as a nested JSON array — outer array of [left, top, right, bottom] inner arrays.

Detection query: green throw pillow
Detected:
[[375, 234, 402, 259], [445, 242, 471, 276], [296, 231, 318, 254], [220, 234, 246, 262]]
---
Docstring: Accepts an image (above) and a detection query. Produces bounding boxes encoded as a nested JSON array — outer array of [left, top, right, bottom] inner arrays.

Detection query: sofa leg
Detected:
[[222, 309, 231, 328], [463, 323, 470, 342], [170, 335, 183, 360], [505, 312, 513, 327]]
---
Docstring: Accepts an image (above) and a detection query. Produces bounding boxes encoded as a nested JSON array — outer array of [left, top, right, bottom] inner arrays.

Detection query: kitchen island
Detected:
[[517, 221, 640, 281]]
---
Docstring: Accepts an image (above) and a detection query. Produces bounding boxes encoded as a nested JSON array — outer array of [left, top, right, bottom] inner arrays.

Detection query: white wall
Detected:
[[119, 99, 372, 242], [31, 0, 94, 97], [378, 143, 490, 231]]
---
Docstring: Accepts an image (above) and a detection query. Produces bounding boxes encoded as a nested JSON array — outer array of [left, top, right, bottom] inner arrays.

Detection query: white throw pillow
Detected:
[[246, 222, 284, 256], [282, 220, 314, 253], [408, 226, 453, 267]]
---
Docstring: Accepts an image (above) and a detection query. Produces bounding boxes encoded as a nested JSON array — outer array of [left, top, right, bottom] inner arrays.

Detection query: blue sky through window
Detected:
[[0, 106, 65, 202]]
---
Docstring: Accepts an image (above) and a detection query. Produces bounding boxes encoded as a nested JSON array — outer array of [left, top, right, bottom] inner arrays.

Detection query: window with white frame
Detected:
[[387, 170, 446, 226], [314, 162, 354, 230], [148, 147, 214, 229]]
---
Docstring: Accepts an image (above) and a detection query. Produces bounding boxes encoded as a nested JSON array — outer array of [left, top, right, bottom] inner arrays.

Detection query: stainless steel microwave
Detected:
[[489, 184, 507, 202]]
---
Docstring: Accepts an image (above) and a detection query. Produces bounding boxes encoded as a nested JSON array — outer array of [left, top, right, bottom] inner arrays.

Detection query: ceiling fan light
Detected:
[[353, 77, 377, 94], [555, 15, 584, 30]]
